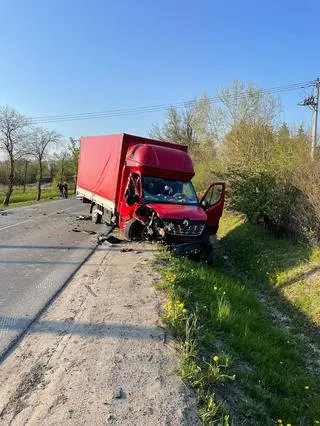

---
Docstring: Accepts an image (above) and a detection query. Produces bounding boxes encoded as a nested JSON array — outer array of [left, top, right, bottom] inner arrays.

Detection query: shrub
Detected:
[[227, 167, 320, 244]]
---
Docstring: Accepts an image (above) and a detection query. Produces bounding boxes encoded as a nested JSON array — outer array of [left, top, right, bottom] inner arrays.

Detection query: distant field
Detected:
[[0, 185, 74, 206]]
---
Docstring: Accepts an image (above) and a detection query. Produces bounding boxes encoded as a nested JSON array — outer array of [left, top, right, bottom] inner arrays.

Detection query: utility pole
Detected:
[[299, 78, 319, 160], [311, 78, 320, 159]]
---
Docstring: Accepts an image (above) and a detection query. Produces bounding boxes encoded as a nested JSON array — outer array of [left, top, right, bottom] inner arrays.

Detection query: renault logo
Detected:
[[182, 219, 190, 228]]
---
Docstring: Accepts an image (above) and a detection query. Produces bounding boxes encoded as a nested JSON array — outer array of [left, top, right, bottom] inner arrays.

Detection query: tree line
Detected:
[[2, 83, 319, 245], [151, 81, 320, 245], [0, 106, 79, 205]]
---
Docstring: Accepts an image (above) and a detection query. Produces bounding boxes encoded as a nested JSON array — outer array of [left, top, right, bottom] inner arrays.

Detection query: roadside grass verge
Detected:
[[219, 213, 320, 336], [156, 215, 320, 425], [0, 186, 74, 207]]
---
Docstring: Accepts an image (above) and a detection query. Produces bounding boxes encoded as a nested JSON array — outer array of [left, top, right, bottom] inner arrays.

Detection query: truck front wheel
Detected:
[[201, 234, 214, 264], [124, 219, 145, 241]]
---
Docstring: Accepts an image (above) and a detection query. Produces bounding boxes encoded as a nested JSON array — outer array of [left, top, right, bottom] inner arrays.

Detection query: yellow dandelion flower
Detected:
[[213, 286, 218, 291], [286, 424, 292, 426], [182, 308, 187, 314], [277, 420, 283, 424], [305, 385, 309, 390], [213, 355, 219, 362]]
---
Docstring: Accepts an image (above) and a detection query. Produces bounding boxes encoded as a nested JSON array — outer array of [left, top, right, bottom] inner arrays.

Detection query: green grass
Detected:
[[0, 186, 74, 207], [219, 212, 320, 331], [156, 213, 320, 425]]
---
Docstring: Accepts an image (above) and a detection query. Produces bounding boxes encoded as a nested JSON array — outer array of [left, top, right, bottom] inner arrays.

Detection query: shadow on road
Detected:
[[0, 316, 165, 364], [0, 245, 100, 250], [0, 260, 100, 265], [0, 244, 155, 255], [0, 315, 163, 340]]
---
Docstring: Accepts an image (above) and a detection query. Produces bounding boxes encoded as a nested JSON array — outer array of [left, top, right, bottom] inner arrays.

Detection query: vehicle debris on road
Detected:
[[76, 215, 92, 221], [97, 228, 121, 245], [72, 228, 97, 235]]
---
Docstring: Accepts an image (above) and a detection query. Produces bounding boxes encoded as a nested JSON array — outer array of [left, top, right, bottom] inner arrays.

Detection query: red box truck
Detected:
[[77, 133, 225, 259]]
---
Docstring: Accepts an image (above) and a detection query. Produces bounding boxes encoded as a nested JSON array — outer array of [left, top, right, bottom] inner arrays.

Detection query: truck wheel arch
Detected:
[[124, 218, 145, 241]]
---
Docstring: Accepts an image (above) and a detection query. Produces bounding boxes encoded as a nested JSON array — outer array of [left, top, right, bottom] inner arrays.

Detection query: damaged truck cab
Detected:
[[77, 134, 225, 258]]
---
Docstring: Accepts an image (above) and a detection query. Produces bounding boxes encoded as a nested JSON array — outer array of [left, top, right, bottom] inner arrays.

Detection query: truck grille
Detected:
[[164, 221, 206, 237]]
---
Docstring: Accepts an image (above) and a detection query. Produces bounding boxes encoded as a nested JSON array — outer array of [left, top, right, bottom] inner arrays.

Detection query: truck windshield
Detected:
[[142, 177, 198, 205]]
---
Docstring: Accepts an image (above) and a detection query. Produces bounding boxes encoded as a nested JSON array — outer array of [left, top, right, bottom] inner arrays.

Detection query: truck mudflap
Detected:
[[172, 236, 211, 257]]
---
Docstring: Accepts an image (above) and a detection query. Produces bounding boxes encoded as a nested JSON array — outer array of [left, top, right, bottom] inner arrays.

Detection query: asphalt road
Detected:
[[0, 198, 105, 360]]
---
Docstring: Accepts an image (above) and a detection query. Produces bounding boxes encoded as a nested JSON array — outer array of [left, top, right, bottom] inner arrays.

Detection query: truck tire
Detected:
[[124, 219, 144, 241], [192, 233, 214, 264], [203, 242, 214, 264], [92, 208, 102, 224], [202, 234, 214, 264]]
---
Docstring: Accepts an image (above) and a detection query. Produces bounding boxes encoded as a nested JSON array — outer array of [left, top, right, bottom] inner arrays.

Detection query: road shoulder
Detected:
[[0, 242, 200, 426]]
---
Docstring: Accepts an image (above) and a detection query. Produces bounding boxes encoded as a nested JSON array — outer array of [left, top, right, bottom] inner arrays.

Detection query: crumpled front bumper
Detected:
[[172, 236, 209, 256]]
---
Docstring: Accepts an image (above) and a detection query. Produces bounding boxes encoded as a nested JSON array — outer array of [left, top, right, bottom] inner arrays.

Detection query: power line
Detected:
[[33, 81, 312, 120], [31, 81, 313, 124], [32, 81, 312, 123], [33, 81, 310, 120]]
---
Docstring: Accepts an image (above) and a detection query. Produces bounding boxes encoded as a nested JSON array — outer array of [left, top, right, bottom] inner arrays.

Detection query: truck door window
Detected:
[[125, 174, 139, 196], [132, 173, 140, 194], [202, 184, 224, 208], [126, 181, 134, 197], [125, 174, 140, 205]]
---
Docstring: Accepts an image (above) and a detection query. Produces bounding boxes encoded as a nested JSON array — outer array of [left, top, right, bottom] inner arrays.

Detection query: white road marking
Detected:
[[0, 206, 76, 232], [0, 219, 33, 232], [3, 198, 67, 213]]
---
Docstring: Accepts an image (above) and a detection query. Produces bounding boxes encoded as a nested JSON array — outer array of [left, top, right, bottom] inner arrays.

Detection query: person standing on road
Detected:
[[57, 182, 63, 197], [62, 182, 68, 198]]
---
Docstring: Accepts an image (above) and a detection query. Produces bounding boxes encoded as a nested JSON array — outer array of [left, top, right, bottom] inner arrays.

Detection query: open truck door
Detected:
[[200, 182, 226, 235]]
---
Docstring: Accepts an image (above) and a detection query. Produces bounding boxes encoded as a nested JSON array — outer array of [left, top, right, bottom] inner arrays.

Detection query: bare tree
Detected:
[[150, 96, 218, 151], [27, 127, 61, 201], [0, 106, 30, 205], [150, 105, 191, 145], [52, 150, 69, 186], [217, 80, 281, 129]]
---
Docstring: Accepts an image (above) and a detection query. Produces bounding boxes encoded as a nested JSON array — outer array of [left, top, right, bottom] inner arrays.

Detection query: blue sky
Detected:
[[0, 0, 318, 138]]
